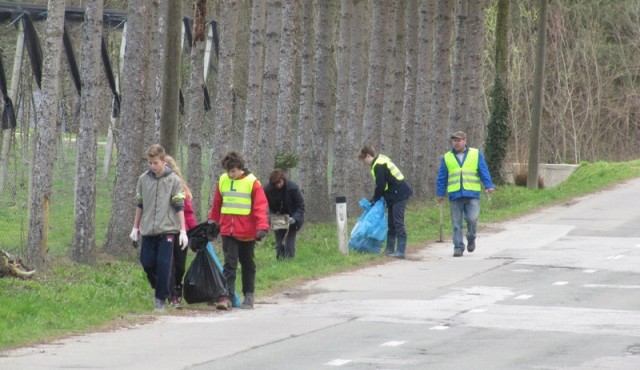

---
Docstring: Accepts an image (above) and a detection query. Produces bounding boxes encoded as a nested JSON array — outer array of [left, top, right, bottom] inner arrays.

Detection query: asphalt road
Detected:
[[2, 178, 640, 370]]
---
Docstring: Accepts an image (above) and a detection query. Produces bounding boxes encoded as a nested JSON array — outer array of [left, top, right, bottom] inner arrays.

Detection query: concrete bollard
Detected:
[[335, 196, 348, 255]]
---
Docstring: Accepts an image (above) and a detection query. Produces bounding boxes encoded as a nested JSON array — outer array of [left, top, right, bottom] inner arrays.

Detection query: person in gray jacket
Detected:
[[130, 144, 188, 312]]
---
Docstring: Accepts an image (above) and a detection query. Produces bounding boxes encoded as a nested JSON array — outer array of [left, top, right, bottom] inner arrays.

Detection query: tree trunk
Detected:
[[527, 0, 548, 190], [331, 0, 352, 202], [104, 0, 151, 256], [0, 21, 24, 193], [307, 0, 335, 222], [209, 0, 238, 192], [242, 0, 267, 169], [346, 0, 368, 215], [275, 0, 299, 158], [464, 0, 488, 145], [400, 0, 418, 176], [411, 0, 436, 197], [144, 0, 162, 150], [26, 0, 65, 269], [71, 0, 104, 265], [159, 0, 182, 156], [485, 0, 510, 185], [256, 0, 282, 180], [295, 0, 315, 191], [447, 0, 467, 136], [380, 0, 398, 155], [425, 0, 454, 196], [186, 0, 207, 220], [391, 0, 407, 162], [361, 1, 388, 148]]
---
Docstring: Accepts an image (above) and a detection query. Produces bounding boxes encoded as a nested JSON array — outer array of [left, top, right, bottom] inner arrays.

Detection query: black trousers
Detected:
[[171, 239, 188, 297], [221, 236, 256, 298]]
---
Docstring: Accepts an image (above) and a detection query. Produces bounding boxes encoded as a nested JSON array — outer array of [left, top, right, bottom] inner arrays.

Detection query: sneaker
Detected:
[[216, 296, 231, 311], [388, 252, 405, 259], [467, 240, 476, 253], [242, 293, 254, 309], [170, 296, 182, 309], [383, 249, 394, 256], [453, 249, 464, 257], [154, 298, 166, 312]]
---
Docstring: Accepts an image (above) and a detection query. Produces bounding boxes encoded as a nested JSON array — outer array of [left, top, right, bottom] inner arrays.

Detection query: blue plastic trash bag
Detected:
[[348, 198, 388, 253]]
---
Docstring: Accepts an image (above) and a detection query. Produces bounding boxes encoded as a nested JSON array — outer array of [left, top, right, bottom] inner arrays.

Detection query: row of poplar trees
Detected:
[[18, 0, 517, 269]]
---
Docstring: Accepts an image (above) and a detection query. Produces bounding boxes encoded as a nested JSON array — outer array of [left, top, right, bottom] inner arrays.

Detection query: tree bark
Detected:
[[186, 0, 207, 220], [464, 0, 488, 145], [411, 0, 436, 197], [345, 0, 368, 214], [400, 0, 418, 176], [447, 0, 468, 136], [425, 0, 454, 197], [307, 0, 335, 222], [275, 0, 298, 157], [71, 0, 104, 265], [159, 0, 182, 156], [256, 0, 282, 180], [242, 0, 267, 169], [26, 0, 65, 269], [295, 0, 315, 191], [209, 0, 238, 191], [104, 0, 150, 256], [331, 0, 352, 202], [380, 0, 398, 156], [361, 1, 388, 148]]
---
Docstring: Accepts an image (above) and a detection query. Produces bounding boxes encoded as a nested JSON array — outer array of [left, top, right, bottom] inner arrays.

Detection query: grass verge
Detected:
[[1, 160, 639, 350]]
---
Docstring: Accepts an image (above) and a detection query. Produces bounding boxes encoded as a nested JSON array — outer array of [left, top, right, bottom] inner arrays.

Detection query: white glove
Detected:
[[179, 230, 188, 249], [130, 228, 139, 241]]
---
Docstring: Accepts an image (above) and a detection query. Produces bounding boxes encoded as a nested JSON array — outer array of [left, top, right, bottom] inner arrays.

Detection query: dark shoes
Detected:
[[242, 293, 254, 309], [453, 249, 464, 257], [467, 240, 476, 253], [388, 252, 405, 259]]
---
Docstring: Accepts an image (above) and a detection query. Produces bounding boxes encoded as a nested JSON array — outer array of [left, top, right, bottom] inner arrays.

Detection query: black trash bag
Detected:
[[183, 249, 228, 304], [187, 222, 210, 252]]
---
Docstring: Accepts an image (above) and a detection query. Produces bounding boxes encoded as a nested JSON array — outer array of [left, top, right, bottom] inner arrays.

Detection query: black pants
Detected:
[[221, 236, 256, 298], [171, 239, 188, 298], [275, 226, 298, 259]]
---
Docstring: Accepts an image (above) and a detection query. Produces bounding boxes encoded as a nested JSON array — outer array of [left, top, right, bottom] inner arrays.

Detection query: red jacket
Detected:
[[184, 197, 198, 231], [207, 174, 269, 240]]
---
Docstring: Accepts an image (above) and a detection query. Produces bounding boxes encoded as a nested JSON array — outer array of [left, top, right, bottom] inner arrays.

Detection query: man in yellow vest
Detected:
[[358, 144, 413, 259], [207, 151, 270, 309], [436, 131, 494, 257]]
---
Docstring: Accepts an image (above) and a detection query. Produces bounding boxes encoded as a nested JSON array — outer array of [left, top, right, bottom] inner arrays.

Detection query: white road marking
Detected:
[[511, 269, 533, 273], [380, 341, 407, 347], [552, 281, 569, 286], [430, 325, 450, 330], [325, 359, 352, 366], [582, 269, 598, 273], [607, 255, 624, 260], [583, 284, 640, 289], [469, 308, 487, 313], [514, 294, 533, 300]]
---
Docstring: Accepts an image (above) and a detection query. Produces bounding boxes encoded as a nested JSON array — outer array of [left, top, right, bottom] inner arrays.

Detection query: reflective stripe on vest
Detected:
[[444, 148, 481, 193], [219, 173, 257, 215], [371, 155, 404, 191]]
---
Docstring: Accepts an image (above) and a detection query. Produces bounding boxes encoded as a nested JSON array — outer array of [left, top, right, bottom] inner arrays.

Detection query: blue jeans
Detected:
[[449, 197, 480, 251]]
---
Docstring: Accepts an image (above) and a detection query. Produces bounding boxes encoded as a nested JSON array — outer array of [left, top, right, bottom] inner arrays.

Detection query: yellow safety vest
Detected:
[[219, 173, 257, 215], [371, 154, 404, 191], [444, 148, 481, 193]]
